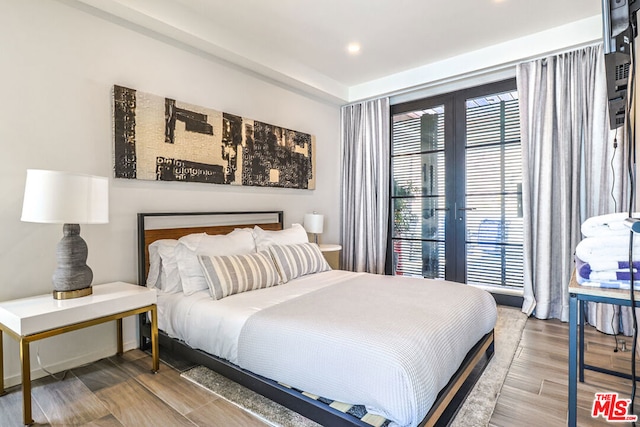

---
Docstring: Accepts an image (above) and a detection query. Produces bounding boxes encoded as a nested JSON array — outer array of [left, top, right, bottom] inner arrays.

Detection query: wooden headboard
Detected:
[[137, 211, 284, 286]]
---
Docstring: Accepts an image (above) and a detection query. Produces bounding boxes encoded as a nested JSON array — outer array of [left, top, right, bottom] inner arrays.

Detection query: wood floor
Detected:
[[0, 315, 637, 426], [491, 316, 636, 427], [0, 350, 266, 426]]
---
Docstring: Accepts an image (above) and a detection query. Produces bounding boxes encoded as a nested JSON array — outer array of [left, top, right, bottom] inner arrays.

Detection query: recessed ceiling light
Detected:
[[347, 43, 361, 54]]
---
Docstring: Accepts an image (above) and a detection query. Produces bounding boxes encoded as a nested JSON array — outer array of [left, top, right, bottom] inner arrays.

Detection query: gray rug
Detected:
[[182, 366, 321, 426], [181, 305, 527, 427]]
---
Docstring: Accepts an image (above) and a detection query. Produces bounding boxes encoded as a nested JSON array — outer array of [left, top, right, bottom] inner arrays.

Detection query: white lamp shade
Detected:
[[21, 169, 109, 224], [304, 213, 324, 234]]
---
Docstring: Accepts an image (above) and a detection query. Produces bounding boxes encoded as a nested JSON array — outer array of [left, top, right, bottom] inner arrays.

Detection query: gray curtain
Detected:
[[340, 98, 390, 274], [517, 44, 628, 326]]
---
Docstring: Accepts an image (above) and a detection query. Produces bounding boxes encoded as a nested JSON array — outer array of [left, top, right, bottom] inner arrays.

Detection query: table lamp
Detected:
[[21, 169, 109, 299], [304, 212, 324, 244]]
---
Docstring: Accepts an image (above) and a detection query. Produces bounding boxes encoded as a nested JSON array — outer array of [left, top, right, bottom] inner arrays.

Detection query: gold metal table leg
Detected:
[[116, 318, 123, 356], [150, 305, 159, 373], [20, 339, 33, 425]]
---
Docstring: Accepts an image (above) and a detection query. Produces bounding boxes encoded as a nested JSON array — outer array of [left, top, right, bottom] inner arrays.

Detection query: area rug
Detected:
[[181, 305, 527, 427]]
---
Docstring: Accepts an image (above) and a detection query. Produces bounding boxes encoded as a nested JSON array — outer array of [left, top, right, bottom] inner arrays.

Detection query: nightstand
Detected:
[[319, 244, 342, 270], [0, 282, 158, 425]]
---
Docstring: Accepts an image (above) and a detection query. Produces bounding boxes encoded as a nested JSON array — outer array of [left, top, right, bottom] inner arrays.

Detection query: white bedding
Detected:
[[156, 270, 496, 427], [157, 269, 356, 363]]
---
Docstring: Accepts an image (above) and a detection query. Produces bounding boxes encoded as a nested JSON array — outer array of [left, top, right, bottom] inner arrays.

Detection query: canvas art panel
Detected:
[[113, 85, 315, 189]]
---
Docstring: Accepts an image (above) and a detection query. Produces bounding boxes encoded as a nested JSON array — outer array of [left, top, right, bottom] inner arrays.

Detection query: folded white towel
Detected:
[[581, 212, 640, 238], [575, 235, 640, 264], [577, 280, 633, 290], [588, 260, 640, 272], [587, 260, 624, 271]]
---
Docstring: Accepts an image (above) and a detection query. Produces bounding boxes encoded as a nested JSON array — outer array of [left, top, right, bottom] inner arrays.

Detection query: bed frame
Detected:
[[136, 211, 495, 427]]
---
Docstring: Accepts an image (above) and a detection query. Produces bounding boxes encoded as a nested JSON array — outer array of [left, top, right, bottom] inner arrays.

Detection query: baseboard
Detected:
[[2, 339, 138, 388], [467, 283, 523, 308]]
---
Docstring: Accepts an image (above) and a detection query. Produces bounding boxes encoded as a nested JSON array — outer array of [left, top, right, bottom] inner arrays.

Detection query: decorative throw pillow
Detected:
[[198, 251, 280, 300], [252, 223, 308, 252], [175, 228, 256, 295], [268, 242, 331, 283]]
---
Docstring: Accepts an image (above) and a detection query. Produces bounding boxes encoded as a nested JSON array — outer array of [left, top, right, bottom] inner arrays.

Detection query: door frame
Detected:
[[387, 78, 518, 283]]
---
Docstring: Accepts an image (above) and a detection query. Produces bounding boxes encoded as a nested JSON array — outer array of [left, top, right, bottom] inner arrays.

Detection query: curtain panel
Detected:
[[340, 98, 390, 274], [517, 44, 628, 327]]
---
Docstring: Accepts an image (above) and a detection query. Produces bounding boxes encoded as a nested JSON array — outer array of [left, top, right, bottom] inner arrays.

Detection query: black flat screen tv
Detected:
[[602, 0, 637, 128]]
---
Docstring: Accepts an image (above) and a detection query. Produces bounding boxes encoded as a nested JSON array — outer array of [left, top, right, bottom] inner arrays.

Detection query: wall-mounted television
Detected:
[[602, 0, 637, 128]]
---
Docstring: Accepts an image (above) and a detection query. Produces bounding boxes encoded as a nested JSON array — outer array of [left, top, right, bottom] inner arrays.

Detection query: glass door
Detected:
[[461, 89, 523, 288], [390, 80, 523, 290], [391, 97, 452, 279]]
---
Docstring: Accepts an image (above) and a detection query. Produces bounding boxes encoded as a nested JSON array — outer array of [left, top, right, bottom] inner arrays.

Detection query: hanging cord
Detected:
[[36, 345, 68, 381], [611, 125, 620, 353], [613, 304, 621, 352], [612, 129, 619, 212], [35, 345, 96, 382]]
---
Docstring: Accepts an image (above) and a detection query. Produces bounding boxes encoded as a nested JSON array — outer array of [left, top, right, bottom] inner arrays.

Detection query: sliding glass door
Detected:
[[390, 79, 523, 289]]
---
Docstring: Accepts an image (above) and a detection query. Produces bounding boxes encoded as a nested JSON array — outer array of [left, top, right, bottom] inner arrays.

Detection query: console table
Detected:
[[0, 282, 158, 425], [568, 277, 640, 426]]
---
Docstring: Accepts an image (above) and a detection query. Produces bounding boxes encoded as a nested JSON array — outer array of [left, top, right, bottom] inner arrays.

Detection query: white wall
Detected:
[[0, 0, 341, 386]]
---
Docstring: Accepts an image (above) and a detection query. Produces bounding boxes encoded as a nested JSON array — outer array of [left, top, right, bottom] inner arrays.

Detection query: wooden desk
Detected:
[[568, 278, 640, 427], [0, 282, 158, 425]]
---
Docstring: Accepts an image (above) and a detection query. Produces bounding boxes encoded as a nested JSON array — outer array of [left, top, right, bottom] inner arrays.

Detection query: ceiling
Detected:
[[75, 0, 603, 103]]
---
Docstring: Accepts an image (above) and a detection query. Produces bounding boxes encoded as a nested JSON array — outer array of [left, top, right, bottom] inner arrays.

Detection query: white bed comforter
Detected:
[[157, 270, 354, 363], [157, 270, 496, 427]]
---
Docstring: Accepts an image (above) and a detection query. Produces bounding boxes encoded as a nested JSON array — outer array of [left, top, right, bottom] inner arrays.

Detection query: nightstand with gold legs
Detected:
[[0, 282, 158, 425]]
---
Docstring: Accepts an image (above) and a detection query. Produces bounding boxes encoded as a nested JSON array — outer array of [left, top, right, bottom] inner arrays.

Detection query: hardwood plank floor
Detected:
[[0, 350, 265, 426], [490, 316, 636, 427], [0, 314, 637, 426]]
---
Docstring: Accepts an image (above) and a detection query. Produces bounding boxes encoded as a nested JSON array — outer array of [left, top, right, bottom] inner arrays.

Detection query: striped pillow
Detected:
[[269, 243, 331, 283], [198, 251, 280, 300]]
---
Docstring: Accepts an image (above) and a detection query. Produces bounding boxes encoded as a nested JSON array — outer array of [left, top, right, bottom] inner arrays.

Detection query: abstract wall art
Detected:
[[112, 85, 315, 189]]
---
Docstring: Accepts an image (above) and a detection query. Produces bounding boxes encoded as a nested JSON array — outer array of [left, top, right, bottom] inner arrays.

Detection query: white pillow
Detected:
[[175, 228, 257, 295], [157, 241, 183, 293], [147, 239, 182, 293], [146, 239, 166, 288], [252, 223, 308, 252]]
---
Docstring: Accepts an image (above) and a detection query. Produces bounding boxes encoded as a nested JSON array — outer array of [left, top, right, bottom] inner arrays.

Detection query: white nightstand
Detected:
[[319, 244, 342, 270], [0, 282, 158, 425]]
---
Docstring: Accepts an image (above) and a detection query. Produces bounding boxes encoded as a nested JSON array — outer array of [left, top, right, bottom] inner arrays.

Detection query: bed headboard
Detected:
[[137, 211, 284, 286]]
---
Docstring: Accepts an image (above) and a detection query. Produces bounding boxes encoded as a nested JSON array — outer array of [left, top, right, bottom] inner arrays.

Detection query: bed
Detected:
[[136, 211, 496, 427]]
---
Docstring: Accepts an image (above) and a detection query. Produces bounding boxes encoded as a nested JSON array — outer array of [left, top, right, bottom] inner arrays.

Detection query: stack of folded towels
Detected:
[[575, 212, 640, 289]]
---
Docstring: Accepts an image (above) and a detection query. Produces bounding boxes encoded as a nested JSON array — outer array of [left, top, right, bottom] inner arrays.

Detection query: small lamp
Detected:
[[21, 170, 109, 299], [303, 212, 324, 244]]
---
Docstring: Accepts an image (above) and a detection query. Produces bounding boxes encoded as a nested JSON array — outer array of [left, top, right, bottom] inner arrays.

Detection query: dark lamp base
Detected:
[[52, 223, 94, 300], [53, 287, 93, 300]]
